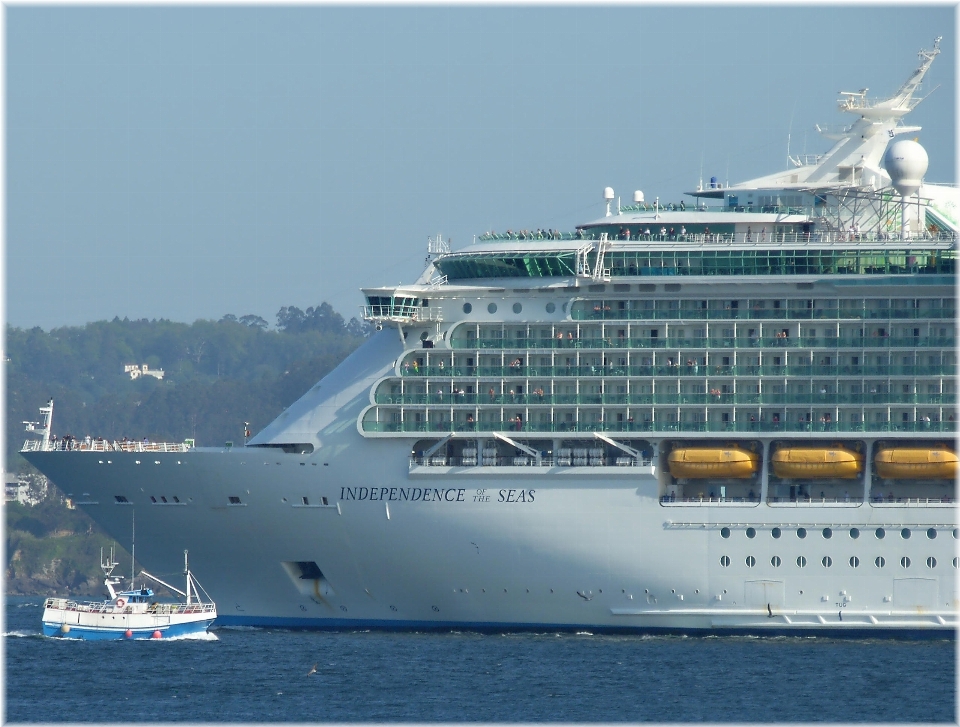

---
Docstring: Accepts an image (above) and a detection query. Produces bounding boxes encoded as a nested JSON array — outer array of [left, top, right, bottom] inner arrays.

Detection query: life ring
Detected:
[[116, 598, 127, 608]]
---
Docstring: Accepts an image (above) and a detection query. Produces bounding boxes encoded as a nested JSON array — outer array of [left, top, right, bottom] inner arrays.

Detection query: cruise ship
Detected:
[[23, 38, 957, 634]]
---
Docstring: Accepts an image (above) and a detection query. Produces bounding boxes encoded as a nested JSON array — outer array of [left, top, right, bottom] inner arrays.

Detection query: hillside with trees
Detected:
[[5, 303, 371, 594]]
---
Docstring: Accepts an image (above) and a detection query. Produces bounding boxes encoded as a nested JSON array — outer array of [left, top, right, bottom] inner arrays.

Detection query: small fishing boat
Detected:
[[42, 547, 216, 640]]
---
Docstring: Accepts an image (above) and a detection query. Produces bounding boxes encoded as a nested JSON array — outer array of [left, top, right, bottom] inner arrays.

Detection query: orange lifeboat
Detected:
[[667, 446, 759, 479], [874, 445, 957, 480], [771, 446, 863, 479]]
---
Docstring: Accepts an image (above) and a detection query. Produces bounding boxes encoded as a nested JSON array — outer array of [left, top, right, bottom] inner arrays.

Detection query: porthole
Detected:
[[771, 527, 781, 539], [875, 556, 885, 568], [901, 528, 911, 540], [720, 527, 730, 539], [546, 302, 556, 314], [875, 528, 885, 539], [462, 302, 473, 314], [746, 527, 756, 539], [487, 302, 498, 314], [926, 557, 937, 569], [849, 556, 860, 568], [849, 527, 860, 539], [797, 527, 807, 539], [926, 528, 937, 540], [719, 555, 730, 567], [771, 556, 781, 567], [821, 556, 832, 568], [745, 556, 756, 567], [512, 302, 522, 314], [822, 528, 832, 539], [954, 529, 959, 539], [796, 556, 807, 568], [954, 557, 959, 568], [900, 556, 911, 569]]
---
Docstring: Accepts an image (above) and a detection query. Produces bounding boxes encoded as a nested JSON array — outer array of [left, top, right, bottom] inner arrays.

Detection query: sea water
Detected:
[[4, 597, 955, 722]]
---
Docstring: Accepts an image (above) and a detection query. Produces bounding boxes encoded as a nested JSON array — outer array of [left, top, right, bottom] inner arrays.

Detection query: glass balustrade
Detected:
[[373, 391, 956, 406], [362, 418, 957, 434], [398, 363, 955, 378], [448, 335, 955, 350]]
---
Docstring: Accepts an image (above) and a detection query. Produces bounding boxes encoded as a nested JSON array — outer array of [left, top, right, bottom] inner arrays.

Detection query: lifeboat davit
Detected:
[[874, 446, 957, 479], [668, 446, 759, 479], [771, 446, 863, 479]]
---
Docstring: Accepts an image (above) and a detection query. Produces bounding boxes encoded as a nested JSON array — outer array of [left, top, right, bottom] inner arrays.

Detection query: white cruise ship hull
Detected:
[[24, 332, 958, 635]]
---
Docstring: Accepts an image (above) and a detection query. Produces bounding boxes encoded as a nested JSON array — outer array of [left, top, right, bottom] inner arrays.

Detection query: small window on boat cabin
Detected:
[[114, 495, 129, 503], [302, 497, 309, 506], [150, 496, 157, 503], [228, 496, 242, 505]]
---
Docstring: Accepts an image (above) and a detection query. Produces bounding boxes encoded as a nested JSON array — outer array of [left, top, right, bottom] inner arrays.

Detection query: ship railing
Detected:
[[410, 455, 652, 468], [475, 229, 958, 245], [869, 496, 955, 506], [376, 392, 955, 407], [21, 439, 193, 453], [366, 420, 958, 435], [659, 495, 762, 506], [148, 602, 216, 615], [448, 335, 956, 351], [765, 497, 864, 506], [571, 307, 957, 322], [395, 362, 956, 378], [359, 305, 443, 323], [43, 598, 116, 613]]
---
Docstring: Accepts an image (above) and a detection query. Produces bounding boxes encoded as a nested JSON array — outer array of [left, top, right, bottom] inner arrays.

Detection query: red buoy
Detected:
[[124, 630, 133, 638], [152, 630, 162, 639]]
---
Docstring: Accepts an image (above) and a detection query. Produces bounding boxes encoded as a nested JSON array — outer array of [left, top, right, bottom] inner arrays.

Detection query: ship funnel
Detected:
[[884, 139, 928, 198]]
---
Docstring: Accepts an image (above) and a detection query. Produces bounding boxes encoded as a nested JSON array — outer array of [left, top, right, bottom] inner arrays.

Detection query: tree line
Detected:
[[6, 303, 372, 468]]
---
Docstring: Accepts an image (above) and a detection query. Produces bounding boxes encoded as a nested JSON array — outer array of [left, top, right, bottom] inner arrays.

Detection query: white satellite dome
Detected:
[[603, 187, 615, 201], [883, 139, 928, 198]]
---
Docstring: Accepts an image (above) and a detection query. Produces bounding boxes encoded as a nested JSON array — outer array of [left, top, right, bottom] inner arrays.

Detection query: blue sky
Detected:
[[5, 5, 956, 330]]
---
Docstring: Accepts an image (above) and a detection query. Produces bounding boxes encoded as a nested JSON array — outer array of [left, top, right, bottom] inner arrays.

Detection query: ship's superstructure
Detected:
[[23, 39, 957, 634]]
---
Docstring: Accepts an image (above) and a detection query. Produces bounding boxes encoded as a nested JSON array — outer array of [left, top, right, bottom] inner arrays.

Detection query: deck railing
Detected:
[[449, 335, 956, 351], [376, 392, 955, 407], [22, 439, 193, 453], [364, 419, 957, 435], [396, 363, 955, 379]]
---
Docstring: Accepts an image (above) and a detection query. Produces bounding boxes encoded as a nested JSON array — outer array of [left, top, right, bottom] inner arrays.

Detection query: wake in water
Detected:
[[161, 631, 219, 641]]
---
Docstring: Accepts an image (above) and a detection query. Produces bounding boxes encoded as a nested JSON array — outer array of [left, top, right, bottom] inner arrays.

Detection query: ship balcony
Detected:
[[361, 419, 958, 435], [360, 305, 443, 324], [570, 307, 956, 322], [374, 392, 955, 407], [396, 363, 956, 378], [448, 335, 956, 351]]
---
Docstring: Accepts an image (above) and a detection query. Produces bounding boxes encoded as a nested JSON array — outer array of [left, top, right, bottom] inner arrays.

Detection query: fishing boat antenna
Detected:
[[130, 510, 136, 589], [184, 550, 192, 605]]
